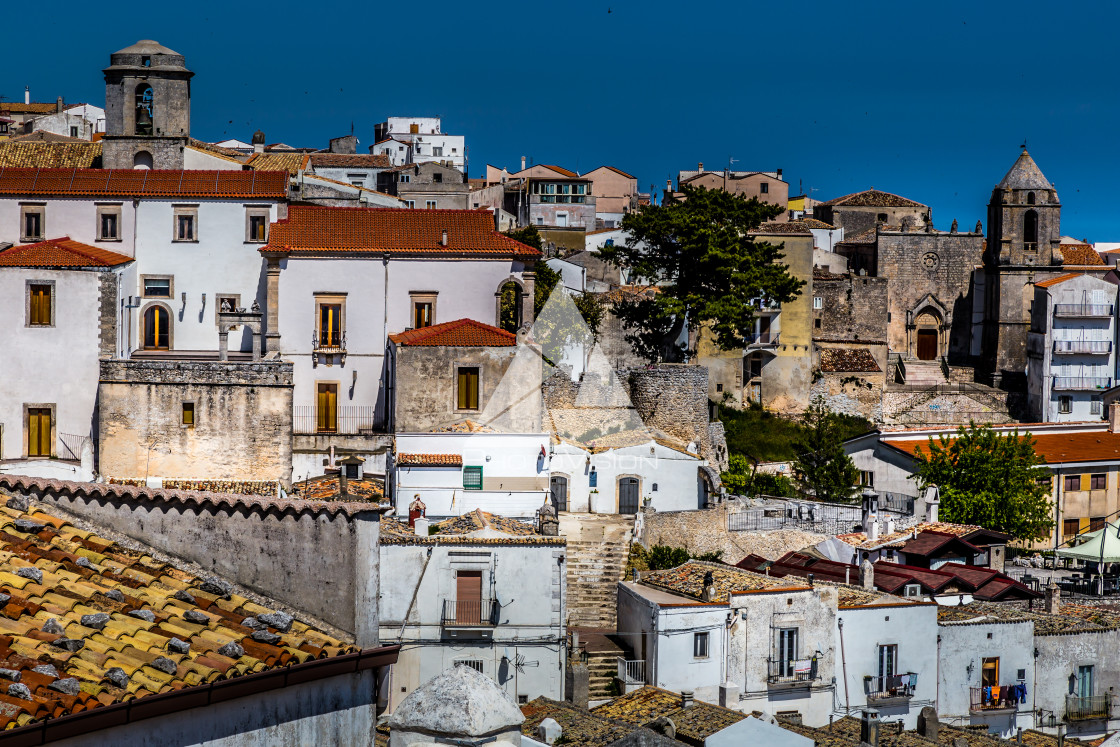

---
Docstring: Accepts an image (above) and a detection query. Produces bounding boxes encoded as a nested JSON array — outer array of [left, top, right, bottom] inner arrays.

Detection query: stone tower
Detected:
[[982, 150, 1062, 387], [101, 40, 193, 170]]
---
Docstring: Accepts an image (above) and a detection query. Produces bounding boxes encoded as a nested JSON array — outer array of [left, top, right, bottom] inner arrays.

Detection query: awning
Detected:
[[1056, 521, 1120, 563]]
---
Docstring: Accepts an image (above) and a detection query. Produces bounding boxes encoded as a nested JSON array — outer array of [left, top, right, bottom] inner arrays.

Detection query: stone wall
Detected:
[[101, 136, 189, 170], [98, 359, 293, 484], [810, 371, 885, 422], [596, 307, 649, 370], [881, 387, 1013, 426], [627, 365, 711, 456], [97, 272, 118, 360], [639, 502, 826, 562], [812, 273, 888, 345]]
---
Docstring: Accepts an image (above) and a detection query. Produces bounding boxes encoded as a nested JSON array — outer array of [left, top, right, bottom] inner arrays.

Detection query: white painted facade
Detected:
[[182, 147, 243, 170], [548, 440, 708, 514], [28, 104, 106, 138], [378, 538, 566, 713], [372, 118, 466, 170], [392, 432, 550, 519], [544, 258, 586, 294], [936, 618, 1035, 737]]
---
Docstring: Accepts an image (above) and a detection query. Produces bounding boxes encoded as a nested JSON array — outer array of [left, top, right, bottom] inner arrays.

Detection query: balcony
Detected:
[[1066, 694, 1112, 721], [866, 673, 918, 705], [1054, 304, 1114, 318], [746, 332, 779, 347], [1054, 340, 1112, 355], [292, 406, 376, 435], [970, 685, 1027, 712], [768, 658, 819, 686], [441, 600, 497, 639], [1052, 376, 1112, 391], [617, 658, 646, 688], [312, 330, 347, 366]]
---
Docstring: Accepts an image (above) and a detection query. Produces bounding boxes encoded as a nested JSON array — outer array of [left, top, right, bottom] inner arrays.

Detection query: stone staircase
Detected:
[[559, 513, 635, 630], [587, 649, 618, 701], [903, 360, 947, 386]]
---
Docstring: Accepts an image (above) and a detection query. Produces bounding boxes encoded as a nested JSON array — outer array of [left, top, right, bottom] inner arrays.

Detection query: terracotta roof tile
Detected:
[[818, 189, 926, 208], [1059, 244, 1105, 266], [883, 430, 1120, 466], [1034, 271, 1084, 288], [521, 697, 638, 747], [0, 499, 357, 729], [266, 206, 538, 258], [639, 560, 794, 603], [0, 103, 59, 115], [0, 237, 132, 268], [0, 142, 101, 169], [757, 218, 836, 233], [818, 348, 881, 373], [389, 318, 516, 347], [431, 509, 537, 537], [245, 152, 308, 175], [0, 168, 288, 199], [289, 475, 383, 503], [396, 453, 463, 467], [591, 686, 744, 741], [308, 153, 392, 169]]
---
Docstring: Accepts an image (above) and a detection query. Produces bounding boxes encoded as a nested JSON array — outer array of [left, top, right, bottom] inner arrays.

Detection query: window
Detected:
[[97, 205, 122, 241], [859, 471, 875, 488], [813, 296, 823, 309], [1092, 396, 1103, 415], [457, 367, 480, 410], [69, 126, 79, 138], [777, 628, 798, 677], [142, 276, 172, 298], [760, 182, 769, 194], [1091, 473, 1106, 490], [181, 402, 195, 426], [463, 465, 483, 490], [426, 200, 437, 209], [454, 660, 484, 674], [815, 318, 822, 329], [399, 173, 411, 183], [20, 205, 44, 241], [694, 632, 710, 658], [877, 213, 888, 222], [1091, 516, 1106, 532], [878, 644, 897, 681], [1024, 210, 1038, 248], [981, 657, 999, 688], [1077, 665, 1094, 699], [316, 383, 338, 433], [455, 570, 483, 624], [433, 172, 443, 183], [405, 200, 415, 209], [1036, 475, 1052, 488], [143, 305, 170, 349], [318, 302, 343, 348], [173, 207, 198, 241], [1065, 474, 1083, 491], [1059, 396, 1072, 414], [1063, 518, 1081, 538], [246, 208, 269, 243], [716, 383, 723, 392], [411, 293, 436, 328], [27, 407, 52, 458], [28, 283, 52, 327], [433, 147, 443, 157]]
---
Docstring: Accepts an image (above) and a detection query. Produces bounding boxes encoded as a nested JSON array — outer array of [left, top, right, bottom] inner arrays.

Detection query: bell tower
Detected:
[[102, 40, 193, 170]]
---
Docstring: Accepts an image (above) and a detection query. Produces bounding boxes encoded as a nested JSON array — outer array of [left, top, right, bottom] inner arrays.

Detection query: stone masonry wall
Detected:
[[813, 274, 888, 344], [97, 271, 118, 360], [626, 365, 711, 457], [810, 371, 885, 422]]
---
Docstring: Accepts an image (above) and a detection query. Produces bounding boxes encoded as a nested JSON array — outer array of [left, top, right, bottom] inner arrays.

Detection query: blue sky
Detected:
[[6, 0, 1119, 239]]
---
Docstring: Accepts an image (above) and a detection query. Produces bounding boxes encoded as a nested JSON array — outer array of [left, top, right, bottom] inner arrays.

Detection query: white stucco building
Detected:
[[371, 117, 466, 170], [378, 514, 565, 713]]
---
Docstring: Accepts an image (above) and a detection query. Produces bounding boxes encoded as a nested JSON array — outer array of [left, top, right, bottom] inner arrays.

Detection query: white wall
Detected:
[[0, 196, 138, 251], [183, 148, 244, 170], [937, 620, 1035, 737], [545, 258, 586, 294], [549, 441, 706, 514]]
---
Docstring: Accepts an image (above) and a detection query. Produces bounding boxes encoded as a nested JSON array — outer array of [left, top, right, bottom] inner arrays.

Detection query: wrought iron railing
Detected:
[[970, 685, 1027, 711], [768, 658, 818, 685], [57, 433, 91, 462], [617, 657, 646, 685], [867, 672, 917, 701], [1054, 304, 1113, 318], [1066, 694, 1111, 721], [312, 330, 347, 352], [1052, 376, 1112, 391], [746, 332, 779, 346], [441, 599, 497, 626], [292, 406, 377, 435], [1054, 340, 1112, 355]]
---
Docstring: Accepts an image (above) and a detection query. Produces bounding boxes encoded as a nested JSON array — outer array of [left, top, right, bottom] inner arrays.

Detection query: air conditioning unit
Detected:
[[903, 584, 922, 598]]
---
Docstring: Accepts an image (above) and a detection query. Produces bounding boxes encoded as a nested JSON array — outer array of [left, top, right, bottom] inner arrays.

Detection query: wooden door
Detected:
[[28, 408, 50, 457], [619, 477, 640, 514], [456, 570, 483, 624], [917, 329, 937, 360], [550, 475, 568, 512], [981, 657, 999, 688], [316, 384, 338, 433]]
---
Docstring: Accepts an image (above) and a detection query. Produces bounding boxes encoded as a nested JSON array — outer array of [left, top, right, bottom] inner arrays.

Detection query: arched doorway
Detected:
[[550, 474, 568, 512], [498, 280, 521, 332], [143, 304, 170, 349], [914, 310, 940, 360]]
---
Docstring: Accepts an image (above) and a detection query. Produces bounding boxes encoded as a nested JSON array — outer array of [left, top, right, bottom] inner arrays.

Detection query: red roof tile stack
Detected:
[[0, 238, 132, 268], [389, 318, 517, 347], [0, 168, 288, 198]]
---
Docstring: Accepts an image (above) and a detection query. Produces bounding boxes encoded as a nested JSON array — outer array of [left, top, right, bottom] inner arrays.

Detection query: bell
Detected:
[[135, 106, 152, 135]]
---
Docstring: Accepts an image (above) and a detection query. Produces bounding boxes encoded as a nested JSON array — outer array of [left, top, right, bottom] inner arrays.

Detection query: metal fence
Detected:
[[1054, 304, 1113, 318], [1066, 694, 1112, 721], [441, 600, 497, 627], [292, 406, 377, 435], [768, 658, 818, 684], [617, 658, 646, 685], [1052, 376, 1112, 391], [58, 433, 91, 461]]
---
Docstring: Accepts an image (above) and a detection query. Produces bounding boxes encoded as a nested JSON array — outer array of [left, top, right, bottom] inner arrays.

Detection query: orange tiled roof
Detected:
[[0, 237, 132, 268], [431, 509, 538, 537], [1059, 244, 1105, 266], [308, 153, 391, 169], [883, 430, 1120, 465], [539, 165, 578, 178], [818, 188, 926, 208], [0, 142, 101, 169], [245, 151, 309, 175], [1035, 271, 1084, 288], [0, 168, 288, 198], [389, 318, 516, 347], [0, 500, 357, 731], [266, 205, 538, 258], [0, 103, 59, 115], [396, 453, 463, 467]]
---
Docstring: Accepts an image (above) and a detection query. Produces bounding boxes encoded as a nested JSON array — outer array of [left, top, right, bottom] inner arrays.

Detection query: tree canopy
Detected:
[[597, 186, 803, 363], [792, 402, 861, 503], [910, 422, 1054, 541]]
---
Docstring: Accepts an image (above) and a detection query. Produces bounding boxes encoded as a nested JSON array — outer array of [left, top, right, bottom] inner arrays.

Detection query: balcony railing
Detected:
[[57, 433, 91, 462], [970, 685, 1027, 712], [292, 406, 377, 435], [867, 672, 918, 701], [768, 658, 819, 685], [312, 330, 347, 352], [1066, 694, 1112, 721], [1052, 376, 1112, 391], [1054, 304, 1114, 318], [1054, 340, 1112, 355], [441, 599, 497, 627], [617, 657, 646, 685], [746, 332, 779, 346]]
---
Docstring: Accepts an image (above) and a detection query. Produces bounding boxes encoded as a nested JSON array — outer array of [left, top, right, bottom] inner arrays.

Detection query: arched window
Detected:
[[143, 305, 170, 349], [133, 151, 153, 170], [135, 84, 154, 136], [1027, 192, 1036, 205], [498, 280, 522, 332], [1024, 210, 1038, 249]]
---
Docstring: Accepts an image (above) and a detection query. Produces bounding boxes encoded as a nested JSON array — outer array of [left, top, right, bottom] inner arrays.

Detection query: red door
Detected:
[[917, 330, 938, 360]]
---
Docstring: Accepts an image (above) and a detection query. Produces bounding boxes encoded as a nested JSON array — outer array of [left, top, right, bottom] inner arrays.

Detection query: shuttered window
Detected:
[[27, 408, 51, 457], [463, 465, 483, 490], [457, 367, 479, 410], [316, 383, 338, 433], [319, 304, 342, 348], [29, 285, 51, 326]]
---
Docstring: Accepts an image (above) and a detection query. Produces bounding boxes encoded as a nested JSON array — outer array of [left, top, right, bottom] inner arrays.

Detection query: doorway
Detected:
[[619, 477, 640, 514], [27, 408, 51, 457], [550, 475, 568, 513], [916, 329, 938, 360], [316, 383, 338, 433]]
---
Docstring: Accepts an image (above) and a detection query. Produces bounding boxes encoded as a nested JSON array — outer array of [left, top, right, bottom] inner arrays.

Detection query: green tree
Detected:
[[792, 402, 861, 503], [910, 422, 1054, 541], [572, 291, 604, 336], [504, 225, 543, 251], [597, 186, 804, 363], [533, 261, 561, 316]]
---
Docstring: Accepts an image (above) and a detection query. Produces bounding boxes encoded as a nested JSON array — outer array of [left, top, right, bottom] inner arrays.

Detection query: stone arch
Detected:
[[495, 278, 523, 332], [141, 302, 172, 350], [1024, 209, 1039, 247], [133, 150, 153, 170], [1027, 191, 1036, 205], [135, 83, 154, 136], [908, 295, 948, 361]]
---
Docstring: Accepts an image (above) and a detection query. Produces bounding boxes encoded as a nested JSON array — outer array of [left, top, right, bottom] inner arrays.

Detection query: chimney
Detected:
[[414, 515, 429, 537], [860, 709, 880, 747], [868, 520, 879, 542], [697, 162, 703, 172], [924, 486, 940, 523], [700, 570, 716, 603], [1109, 402, 1120, 431], [441, 230, 448, 247], [55, 96, 63, 113], [861, 491, 879, 534], [521, 156, 526, 171], [252, 129, 266, 154], [680, 690, 694, 708], [860, 559, 875, 590], [338, 462, 349, 498], [916, 706, 939, 740], [886, 518, 895, 536], [776, 168, 783, 179], [1045, 582, 1060, 614], [24, 86, 29, 105], [537, 718, 562, 746]]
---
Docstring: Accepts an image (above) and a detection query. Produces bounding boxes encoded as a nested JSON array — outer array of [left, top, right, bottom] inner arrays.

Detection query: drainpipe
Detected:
[[838, 617, 850, 714]]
